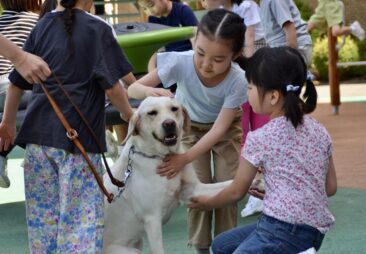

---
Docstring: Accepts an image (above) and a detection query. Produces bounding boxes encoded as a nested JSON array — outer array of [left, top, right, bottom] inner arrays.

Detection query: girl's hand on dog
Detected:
[[157, 153, 188, 179], [188, 195, 212, 211], [145, 87, 174, 98], [248, 188, 265, 200]]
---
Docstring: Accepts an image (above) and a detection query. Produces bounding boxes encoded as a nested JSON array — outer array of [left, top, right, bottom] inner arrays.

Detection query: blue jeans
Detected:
[[212, 214, 325, 254]]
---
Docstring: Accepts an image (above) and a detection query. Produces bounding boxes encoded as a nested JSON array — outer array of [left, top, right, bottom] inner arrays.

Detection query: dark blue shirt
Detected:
[[9, 10, 133, 153], [148, 2, 198, 52]]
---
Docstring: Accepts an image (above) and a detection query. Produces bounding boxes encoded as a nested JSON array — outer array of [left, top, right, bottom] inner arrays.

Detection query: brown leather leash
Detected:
[[39, 73, 124, 203]]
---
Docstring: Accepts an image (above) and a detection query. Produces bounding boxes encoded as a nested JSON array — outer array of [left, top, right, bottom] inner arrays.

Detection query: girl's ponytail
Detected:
[[60, 0, 77, 57], [302, 73, 318, 114], [283, 85, 303, 128]]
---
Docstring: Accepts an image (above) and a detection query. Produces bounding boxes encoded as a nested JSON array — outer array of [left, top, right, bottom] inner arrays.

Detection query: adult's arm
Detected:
[[0, 34, 51, 84]]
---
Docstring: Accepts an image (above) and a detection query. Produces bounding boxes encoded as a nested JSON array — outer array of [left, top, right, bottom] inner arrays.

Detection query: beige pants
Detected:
[[185, 112, 242, 248]]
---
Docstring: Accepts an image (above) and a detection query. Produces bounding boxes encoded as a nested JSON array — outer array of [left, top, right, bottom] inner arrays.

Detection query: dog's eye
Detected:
[[147, 110, 158, 116], [171, 106, 179, 112]]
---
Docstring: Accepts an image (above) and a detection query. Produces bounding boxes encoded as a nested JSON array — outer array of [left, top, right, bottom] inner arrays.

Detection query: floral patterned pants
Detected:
[[23, 144, 104, 254]]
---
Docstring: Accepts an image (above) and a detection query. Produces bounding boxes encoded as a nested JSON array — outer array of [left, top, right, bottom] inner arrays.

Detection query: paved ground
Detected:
[[0, 82, 365, 253], [313, 83, 366, 189]]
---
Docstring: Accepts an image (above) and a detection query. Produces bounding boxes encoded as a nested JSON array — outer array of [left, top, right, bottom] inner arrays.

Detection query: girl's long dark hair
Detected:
[[60, 0, 77, 57]]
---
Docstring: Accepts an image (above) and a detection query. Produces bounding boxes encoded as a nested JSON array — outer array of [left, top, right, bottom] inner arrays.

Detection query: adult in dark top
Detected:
[[0, 0, 133, 253]]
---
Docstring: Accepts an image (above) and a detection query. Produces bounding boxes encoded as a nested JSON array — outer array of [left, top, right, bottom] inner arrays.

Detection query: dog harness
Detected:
[[112, 145, 164, 202]]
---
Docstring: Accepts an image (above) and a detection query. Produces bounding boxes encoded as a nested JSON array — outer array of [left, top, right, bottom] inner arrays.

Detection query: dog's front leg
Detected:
[[180, 180, 233, 203], [144, 216, 165, 254]]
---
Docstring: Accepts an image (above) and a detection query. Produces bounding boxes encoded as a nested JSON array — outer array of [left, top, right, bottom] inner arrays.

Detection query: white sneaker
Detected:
[[241, 195, 263, 218], [298, 247, 316, 254], [350, 21, 365, 40], [0, 156, 10, 188]]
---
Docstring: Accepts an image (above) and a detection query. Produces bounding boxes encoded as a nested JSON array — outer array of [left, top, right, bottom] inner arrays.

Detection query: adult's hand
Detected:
[[13, 52, 51, 84]]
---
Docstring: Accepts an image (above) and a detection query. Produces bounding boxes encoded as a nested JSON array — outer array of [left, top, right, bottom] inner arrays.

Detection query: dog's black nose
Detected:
[[162, 119, 176, 132]]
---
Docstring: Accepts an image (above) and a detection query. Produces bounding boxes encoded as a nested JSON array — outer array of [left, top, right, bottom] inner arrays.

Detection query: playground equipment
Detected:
[[114, 22, 195, 74], [328, 1, 366, 114]]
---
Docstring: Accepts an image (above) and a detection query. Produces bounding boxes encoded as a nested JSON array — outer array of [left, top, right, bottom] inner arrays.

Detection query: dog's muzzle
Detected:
[[153, 119, 178, 146]]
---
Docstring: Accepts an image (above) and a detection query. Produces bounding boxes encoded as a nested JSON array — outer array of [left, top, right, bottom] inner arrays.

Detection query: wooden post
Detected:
[[327, 28, 340, 114]]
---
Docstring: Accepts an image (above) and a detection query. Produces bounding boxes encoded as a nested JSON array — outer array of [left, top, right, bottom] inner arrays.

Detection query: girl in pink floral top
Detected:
[[189, 46, 337, 253]]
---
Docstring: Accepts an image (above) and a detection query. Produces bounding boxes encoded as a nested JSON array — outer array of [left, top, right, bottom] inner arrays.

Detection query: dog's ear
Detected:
[[121, 113, 140, 145], [182, 106, 191, 132]]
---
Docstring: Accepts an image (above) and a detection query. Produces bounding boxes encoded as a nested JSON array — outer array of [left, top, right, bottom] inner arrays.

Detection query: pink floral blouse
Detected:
[[243, 115, 335, 233]]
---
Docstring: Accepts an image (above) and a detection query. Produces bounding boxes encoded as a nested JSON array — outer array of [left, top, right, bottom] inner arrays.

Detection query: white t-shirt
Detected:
[[232, 0, 265, 41], [157, 50, 248, 123]]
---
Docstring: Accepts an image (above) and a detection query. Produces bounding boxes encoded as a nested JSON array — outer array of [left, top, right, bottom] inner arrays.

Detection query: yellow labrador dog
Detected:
[[103, 96, 231, 254]]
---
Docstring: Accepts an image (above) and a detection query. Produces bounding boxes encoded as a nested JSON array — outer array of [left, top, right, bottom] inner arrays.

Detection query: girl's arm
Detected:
[[0, 84, 23, 151], [0, 35, 51, 84], [157, 108, 238, 178], [189, 158, 258, 210], [121, 72, 136, 87], [282, 21, 298, 49], [326, 156, 337, 197], [105, 82, 134, 122], [127, 69, 174, 99], [244, 25, 256, 58]]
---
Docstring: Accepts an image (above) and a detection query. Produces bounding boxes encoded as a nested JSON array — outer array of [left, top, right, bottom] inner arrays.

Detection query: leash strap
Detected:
[[39, 73, 124, 203]]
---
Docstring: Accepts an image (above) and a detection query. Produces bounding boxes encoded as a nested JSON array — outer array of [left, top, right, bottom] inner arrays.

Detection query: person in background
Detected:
[[0, 0, 133, 252], [137, 0, 199, 72], [189, 46, 337, 254], [128, 9, 248, 254], [307, 0, 365, 41], [259, 0, 312, 66], [0, 0, 45, 188]]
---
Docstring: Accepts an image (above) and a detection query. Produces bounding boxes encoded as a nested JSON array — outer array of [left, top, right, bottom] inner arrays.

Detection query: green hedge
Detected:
[[312, 35, 366, 80]]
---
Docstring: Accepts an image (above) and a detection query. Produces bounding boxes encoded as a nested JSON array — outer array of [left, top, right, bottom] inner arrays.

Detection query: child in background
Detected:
[[202, 0, 265, 57], [189, 46, 337, 254], [259, 0, 313, 65], [128, 9, 248, 254], [307, 0, 365, 41], [137, 0, 198, 71], [0, 0, 134, 252]]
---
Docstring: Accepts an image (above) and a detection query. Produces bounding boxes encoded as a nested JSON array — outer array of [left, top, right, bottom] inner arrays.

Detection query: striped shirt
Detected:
[[0, 10, 38, 79]]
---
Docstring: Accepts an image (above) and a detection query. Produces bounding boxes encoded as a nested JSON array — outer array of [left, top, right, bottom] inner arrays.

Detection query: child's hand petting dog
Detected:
[[248, 188, 265, 200], [248, 179, 265, 200], [145, 87, 174, 98]]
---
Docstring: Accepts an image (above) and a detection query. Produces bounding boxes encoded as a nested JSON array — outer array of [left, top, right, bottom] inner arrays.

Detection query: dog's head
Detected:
[[124, 96, 190, 154]]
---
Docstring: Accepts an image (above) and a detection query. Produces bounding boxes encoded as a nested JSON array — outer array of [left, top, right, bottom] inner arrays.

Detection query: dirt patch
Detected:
[[311, 102, 366, 189]]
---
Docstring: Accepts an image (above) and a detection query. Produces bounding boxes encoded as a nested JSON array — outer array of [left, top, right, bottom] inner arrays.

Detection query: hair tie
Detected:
[[61, 0, 76, 8], [307, 71, 314, 81], [286, 84, 300, 92]]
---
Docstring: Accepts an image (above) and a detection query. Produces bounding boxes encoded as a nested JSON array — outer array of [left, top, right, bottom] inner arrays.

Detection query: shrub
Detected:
[[294, 0, 313, 21], [312, 36, 361, 80]]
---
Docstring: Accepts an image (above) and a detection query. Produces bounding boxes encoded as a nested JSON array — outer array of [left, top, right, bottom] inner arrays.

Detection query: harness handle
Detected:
[[39, 73, 124, 203]]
